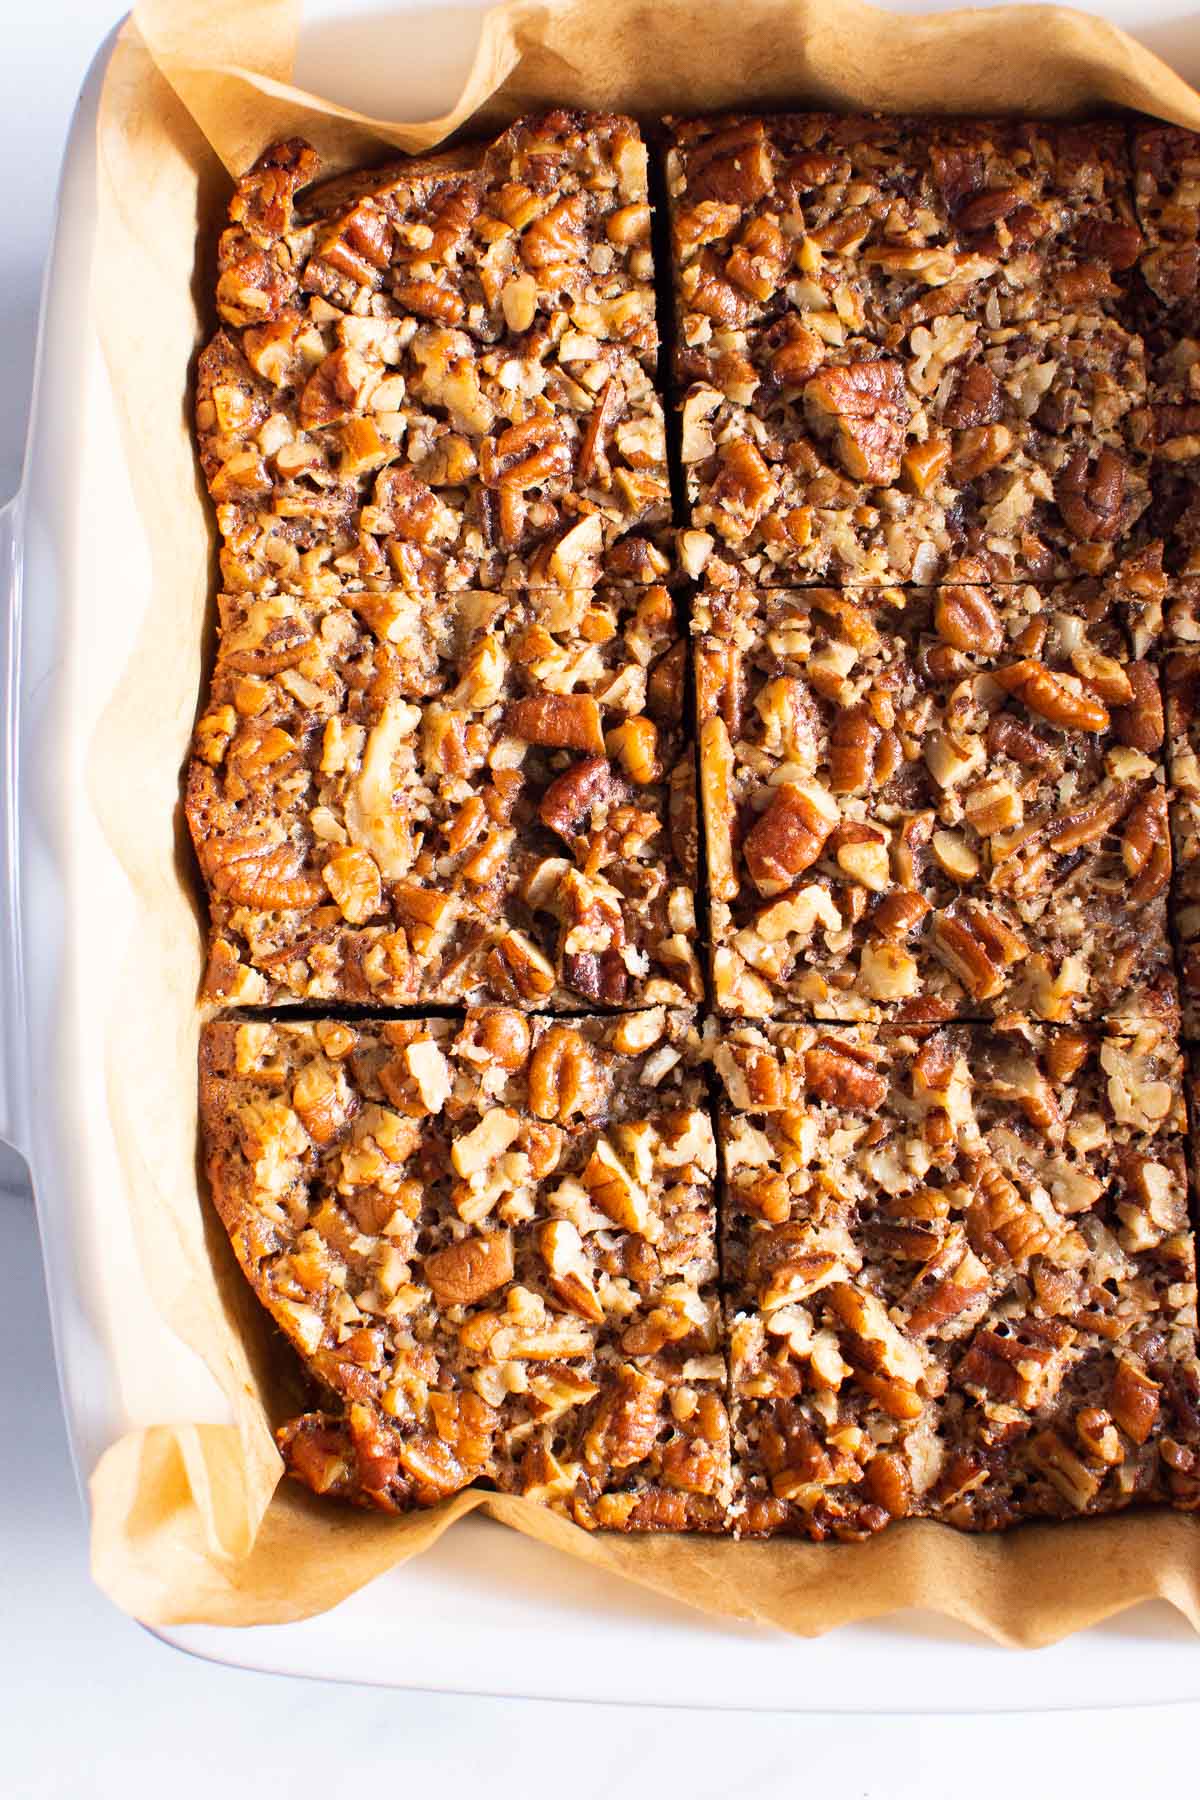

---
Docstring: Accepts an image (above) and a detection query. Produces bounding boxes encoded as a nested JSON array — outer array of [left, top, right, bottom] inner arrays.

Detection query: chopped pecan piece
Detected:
[[504, 693, 606, 753], [943, 364, 1003, 429], [743, 785, 837, 895], [538, 755, 618, 835], [709, 437, 779, 528]]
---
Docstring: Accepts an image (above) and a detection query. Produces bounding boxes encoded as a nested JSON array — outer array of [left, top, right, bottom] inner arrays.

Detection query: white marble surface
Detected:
[[5, 1, 1200, 1789]]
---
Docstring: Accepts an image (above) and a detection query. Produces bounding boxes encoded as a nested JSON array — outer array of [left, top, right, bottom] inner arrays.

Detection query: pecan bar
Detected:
[[678, 307, 1150, 586], [1162, 578, 1200, 1031], [187, 581, 701, 1009], [197, 115, 671, 600], [668, 114, 1148, 586], [715, 1017, 1200, 1538], [1126, 126, 1200, 573], [200, 1009, 731, 1529], [696, 574, 1176, 1023], [1133, 123, 1200, 322], [668, 114, 1140, 354]]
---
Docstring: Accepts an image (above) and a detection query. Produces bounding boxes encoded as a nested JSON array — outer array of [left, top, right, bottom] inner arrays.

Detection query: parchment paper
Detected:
[[85, 0, 1200, 1644]]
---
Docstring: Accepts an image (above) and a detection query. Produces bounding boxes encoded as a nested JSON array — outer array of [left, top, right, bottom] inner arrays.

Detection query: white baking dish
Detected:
[[9, 0, 1200, 1704]]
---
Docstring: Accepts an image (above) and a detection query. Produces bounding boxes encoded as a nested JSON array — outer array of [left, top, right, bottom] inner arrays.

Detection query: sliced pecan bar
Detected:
[[677, 306, 1150, 588], [1162, 578, 1200, 1032], [1132, 123, 1200, 322], [187, 581, 700, 1010], [197, 115, 671, 600], [696, 573, 1176, 1023], [1128, 353, 1200, 580], [200, 1009, 731, 1529], [669, 114, 1148, 586], [715, 1017, 1200, 1538], [667, 114, 1140, 355], [1127, 126, 1200, 573]]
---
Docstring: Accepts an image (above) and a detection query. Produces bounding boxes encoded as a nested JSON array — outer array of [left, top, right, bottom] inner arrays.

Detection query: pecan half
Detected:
[[829, 704, 880, 795], [700, 716, 739, 902], [1110, 1359, 1160, 1444], [1055, 447, 1128, 543], [529, 1026, 599, 1123], [930, 905, 1027, 1001], [684, 119, 774, 207], [1073, 218, 1142, 269], [521, 193, 588, 268], [804, 1041, 886, 1111], [993, 660, 1110, 733], [200, 835, 325, 911], [424, 1232, 514, 1307], [1112, 663, 1164, 751], [804, 358, 909, 484], [934, 583, 1004, 656], [1122, 787, 1171, 902], [871, 891, 930, 941]]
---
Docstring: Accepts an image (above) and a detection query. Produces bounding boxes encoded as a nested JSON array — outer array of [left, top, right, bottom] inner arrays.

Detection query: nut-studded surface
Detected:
[[1129, 127, 1200, 574], [197, 116, 672, 601], [189, 114, 1200, 1537], [1133, 124, 1200, 324], [1162, 578, 1200, 1032], [668, 113, 1150, 587], [668, 115, 1141, 349], [677, 308, 1150, 587], [696, 574, 1176, 1023], [200, 1010, 731, 1528], [186, 581, 701, 1010], [715, 1017, 1200, 1538]]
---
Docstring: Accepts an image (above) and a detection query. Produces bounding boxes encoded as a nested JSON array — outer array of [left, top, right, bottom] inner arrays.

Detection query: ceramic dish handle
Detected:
[[0, 491, 27, 1158]]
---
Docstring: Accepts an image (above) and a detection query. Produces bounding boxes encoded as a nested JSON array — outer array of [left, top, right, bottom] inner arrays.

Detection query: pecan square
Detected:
[[188, 581, 701, 1010], [697, 572, 1177, 1024], [197, 114, 674, 601], [715, 1016, 1198, 1537], [201, 1010, 731, 1529], [679, 307, 1152, 588]]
